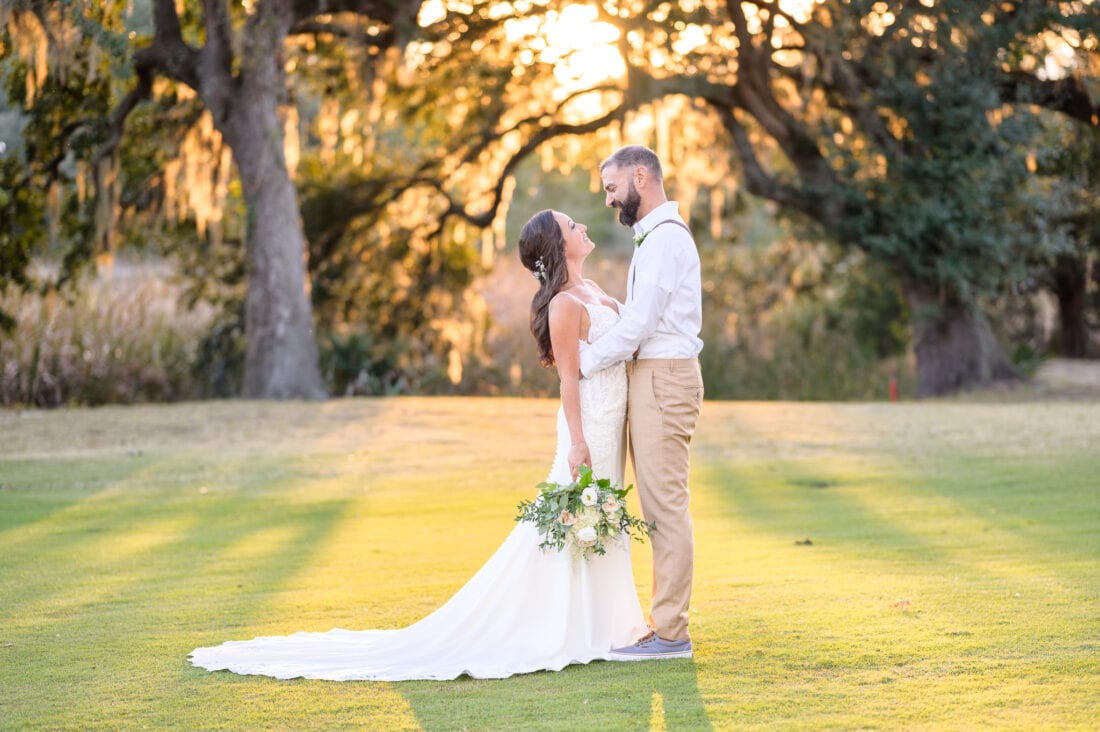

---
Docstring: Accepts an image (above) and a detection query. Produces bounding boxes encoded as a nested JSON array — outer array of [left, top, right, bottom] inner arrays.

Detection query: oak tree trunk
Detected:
[[1051, 254, 1091, 358], [905, 285, 1019, 397], [221, 99, 327, 400]]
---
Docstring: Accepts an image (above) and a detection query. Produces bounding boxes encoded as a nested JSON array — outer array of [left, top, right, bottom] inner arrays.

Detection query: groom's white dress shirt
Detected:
[[580, 201, 704, 378]]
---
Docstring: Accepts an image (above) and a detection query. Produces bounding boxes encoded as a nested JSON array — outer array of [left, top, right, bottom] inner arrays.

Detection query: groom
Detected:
[[579, 144, 704, 660]]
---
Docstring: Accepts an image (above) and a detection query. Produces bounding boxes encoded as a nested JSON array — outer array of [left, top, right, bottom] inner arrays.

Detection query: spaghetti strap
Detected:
[[650, 219, 693, 237]]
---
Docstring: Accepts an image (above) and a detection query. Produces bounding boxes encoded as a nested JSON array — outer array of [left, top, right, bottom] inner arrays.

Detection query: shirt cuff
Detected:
[[578, 349, 594, 379]]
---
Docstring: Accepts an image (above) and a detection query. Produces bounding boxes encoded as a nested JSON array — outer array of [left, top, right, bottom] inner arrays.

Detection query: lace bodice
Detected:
[[547, 303, 628, 487], [582, 301, 620, 350]]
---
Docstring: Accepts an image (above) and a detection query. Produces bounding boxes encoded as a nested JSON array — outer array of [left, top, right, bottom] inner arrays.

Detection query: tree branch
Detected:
[[289, 0, 422, 46], [997, 71, 1100, 125], [195, 0, 236, 123], [237, 0, 296, 102], [458, 83, 623, 169], [721, 0, 832, 179], [289, 18, 399, 45], [820, 54, 906, 160], [139, 0, 201, 89], [708, 103, 800, 210], [92, 67, 155, 174], [201, 0, 234, 79], [431, 104, 628, 236]]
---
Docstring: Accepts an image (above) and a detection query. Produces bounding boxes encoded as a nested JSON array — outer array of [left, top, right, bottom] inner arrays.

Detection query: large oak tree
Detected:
[[122, 0, 426, 398], [402, 0, 1098, 395], [2, 0, 424, 399]]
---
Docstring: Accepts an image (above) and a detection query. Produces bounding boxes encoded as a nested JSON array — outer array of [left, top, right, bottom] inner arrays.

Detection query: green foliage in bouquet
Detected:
[[515, 465, 653, 560]]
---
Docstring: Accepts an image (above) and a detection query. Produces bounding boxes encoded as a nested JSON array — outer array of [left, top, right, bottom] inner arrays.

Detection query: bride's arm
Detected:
[[548, 295, 591, 479]]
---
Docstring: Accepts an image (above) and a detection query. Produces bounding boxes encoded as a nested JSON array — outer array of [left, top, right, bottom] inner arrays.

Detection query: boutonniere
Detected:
[[633, 230, 650, 248]]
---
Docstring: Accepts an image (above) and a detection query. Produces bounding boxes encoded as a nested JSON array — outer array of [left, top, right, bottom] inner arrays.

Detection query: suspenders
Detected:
[[649, 219, 693, 237]]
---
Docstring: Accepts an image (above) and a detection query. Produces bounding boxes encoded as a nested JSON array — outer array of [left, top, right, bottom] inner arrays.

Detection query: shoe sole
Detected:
[[608, 651, 693, 661]]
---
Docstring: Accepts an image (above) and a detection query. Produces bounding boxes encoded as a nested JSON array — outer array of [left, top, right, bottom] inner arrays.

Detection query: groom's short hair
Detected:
[[601, 145, 663, 182]]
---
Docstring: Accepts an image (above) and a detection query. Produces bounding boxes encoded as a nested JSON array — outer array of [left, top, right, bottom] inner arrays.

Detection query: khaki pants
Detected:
[[626, 357, 703, 642]]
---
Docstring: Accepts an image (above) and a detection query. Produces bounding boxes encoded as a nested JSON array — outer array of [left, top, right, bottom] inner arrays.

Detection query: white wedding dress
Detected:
[[190, 303, 648, 681]]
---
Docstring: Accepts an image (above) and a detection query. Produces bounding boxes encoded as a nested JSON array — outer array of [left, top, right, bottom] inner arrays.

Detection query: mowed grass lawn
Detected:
[[1, 397, 1097, 730]]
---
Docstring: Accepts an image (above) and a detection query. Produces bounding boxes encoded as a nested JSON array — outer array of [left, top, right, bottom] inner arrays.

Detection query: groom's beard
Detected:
[[613, 183, 642, 227]]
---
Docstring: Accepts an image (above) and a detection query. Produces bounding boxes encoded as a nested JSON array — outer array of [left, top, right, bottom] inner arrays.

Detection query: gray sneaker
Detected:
[[609, 632, 693, 661]]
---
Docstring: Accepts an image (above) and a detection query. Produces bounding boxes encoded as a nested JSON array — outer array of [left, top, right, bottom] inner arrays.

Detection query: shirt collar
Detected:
[[633, 201, 682, 236]]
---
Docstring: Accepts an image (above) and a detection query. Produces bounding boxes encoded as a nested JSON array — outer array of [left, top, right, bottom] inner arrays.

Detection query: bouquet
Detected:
[[515, 465, 653, 560]]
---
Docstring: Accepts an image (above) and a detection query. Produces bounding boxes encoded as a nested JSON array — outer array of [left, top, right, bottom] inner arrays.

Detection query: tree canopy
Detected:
[[397, 0, 1098, 393], [2, 0, 1097, 399]]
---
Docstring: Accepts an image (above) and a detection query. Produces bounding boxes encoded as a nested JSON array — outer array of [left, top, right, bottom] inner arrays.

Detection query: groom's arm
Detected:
[[579, 280, 671, 378]]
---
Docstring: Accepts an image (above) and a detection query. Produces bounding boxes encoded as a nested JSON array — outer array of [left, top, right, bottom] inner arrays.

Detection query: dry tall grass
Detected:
[[0, 259, 215, 406], [2, 251, 920, 406]]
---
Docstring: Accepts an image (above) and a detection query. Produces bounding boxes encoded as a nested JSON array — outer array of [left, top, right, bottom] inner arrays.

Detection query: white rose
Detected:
[[581, 486, 599, 506], [575, 526, 598, 546]]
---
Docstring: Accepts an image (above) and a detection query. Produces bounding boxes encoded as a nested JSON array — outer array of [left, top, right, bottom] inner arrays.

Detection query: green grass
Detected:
[[1, 397, 1098, 730]]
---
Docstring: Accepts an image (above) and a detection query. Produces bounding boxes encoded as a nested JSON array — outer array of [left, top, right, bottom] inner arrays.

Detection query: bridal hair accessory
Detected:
[[515, 465, 652, 560], [532, 257, 547, 281]]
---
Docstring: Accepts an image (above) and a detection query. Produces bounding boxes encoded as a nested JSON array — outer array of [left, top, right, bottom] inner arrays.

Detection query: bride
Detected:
[[189, 209, 648, 681]]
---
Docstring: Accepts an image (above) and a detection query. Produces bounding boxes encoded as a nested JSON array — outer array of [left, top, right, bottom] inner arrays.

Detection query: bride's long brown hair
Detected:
[[518, 209, 568, 367]]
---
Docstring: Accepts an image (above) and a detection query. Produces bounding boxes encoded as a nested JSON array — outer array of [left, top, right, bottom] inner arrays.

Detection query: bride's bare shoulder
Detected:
[[548, 290, 584, 315], [548, 291, 590, 340]]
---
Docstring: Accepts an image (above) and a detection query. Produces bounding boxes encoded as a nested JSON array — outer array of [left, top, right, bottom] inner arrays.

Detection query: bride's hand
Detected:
[[568, 441, 591, 480]]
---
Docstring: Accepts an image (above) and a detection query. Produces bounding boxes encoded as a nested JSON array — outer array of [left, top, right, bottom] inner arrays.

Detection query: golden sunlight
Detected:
[[777, 0, 822, 23], [419, 2, 624, 97], [507, 4, 624, 95], [650, 691, 668, 731], [417, 0, 447, 26]]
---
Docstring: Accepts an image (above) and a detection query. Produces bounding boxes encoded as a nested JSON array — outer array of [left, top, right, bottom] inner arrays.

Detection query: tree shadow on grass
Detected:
[[697, 452, 1096, 587], [0, 452, 351, 628], [395, 657, 711, 730], [687, 447, 1100, 728], [0, 450, 359, 728], [0, 453, 158, 535]]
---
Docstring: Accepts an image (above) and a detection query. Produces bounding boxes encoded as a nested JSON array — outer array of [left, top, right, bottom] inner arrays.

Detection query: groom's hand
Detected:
[[568, 442, 591, 480]]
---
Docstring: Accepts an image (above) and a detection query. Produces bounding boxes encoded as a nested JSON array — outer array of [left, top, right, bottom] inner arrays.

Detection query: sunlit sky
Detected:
[[417, 2, 623, 89], [506, 5, 624, 89]]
